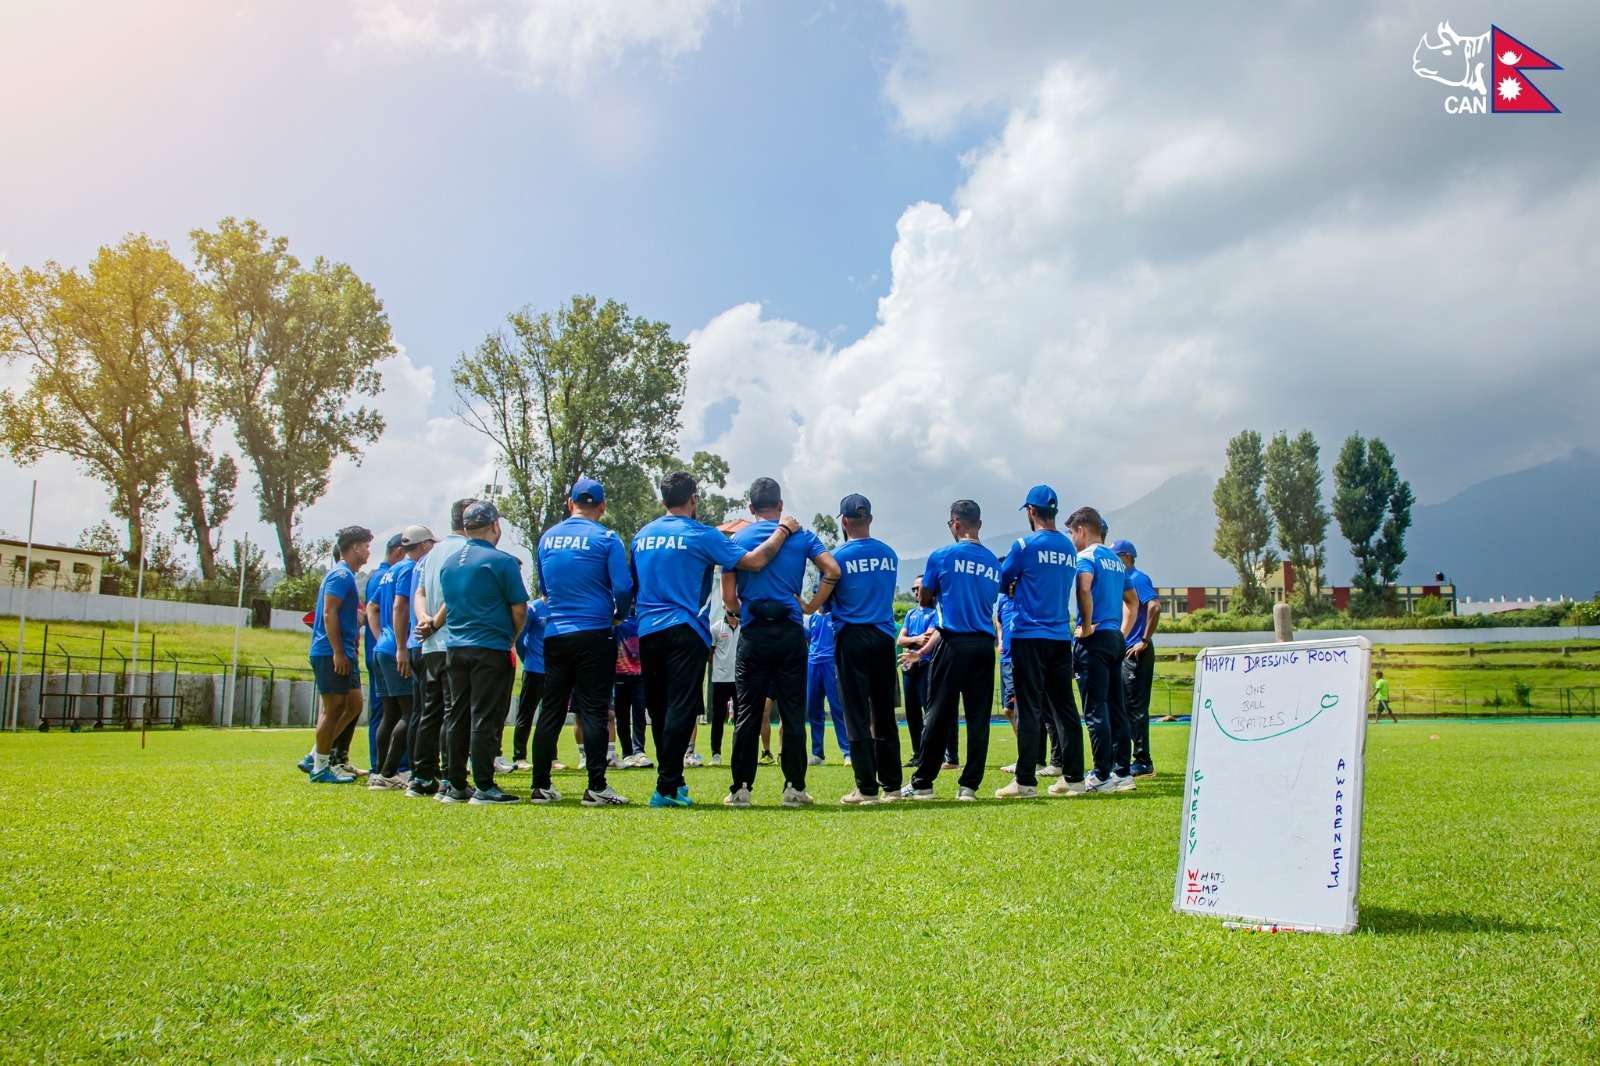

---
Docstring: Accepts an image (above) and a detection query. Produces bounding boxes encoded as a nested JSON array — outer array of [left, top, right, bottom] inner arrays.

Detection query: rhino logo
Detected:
[[1413, 21, 1489, 96]]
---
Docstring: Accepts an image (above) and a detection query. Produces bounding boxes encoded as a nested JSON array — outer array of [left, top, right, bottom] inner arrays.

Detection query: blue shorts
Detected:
[[1000, 657, 1015, 709], [375, 652, 414, 699], [310, 655, 361, 696], [367, 654, 387, 700]]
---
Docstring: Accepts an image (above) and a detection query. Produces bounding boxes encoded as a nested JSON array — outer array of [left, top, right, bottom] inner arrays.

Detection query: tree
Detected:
[[1212, 430, 1278, 614], [453, 294, 691, 544], [193, 218, 391, 576], [1263, 430, 1330, 610], [1333, 434, 1414, 616], [0, 237, 178, 567], [811, 513, 840, 549]]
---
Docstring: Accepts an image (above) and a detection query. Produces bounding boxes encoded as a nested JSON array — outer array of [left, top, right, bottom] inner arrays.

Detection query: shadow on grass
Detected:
[[1360, 905, 1543, 936]]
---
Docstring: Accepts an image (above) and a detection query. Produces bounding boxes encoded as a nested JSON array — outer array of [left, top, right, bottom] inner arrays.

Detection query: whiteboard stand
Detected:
[[1173, 636, 1372, 934]]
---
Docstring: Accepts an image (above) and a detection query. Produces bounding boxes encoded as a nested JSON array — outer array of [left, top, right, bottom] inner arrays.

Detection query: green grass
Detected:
[[1, 722, 1597, 1062]]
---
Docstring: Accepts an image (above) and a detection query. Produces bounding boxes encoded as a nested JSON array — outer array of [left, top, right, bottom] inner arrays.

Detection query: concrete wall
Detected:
[[0, 586, 306, 631]]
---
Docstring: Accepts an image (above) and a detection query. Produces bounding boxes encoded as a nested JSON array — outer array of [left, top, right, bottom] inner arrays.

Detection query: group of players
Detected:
[[297, 470, 1160, 807]]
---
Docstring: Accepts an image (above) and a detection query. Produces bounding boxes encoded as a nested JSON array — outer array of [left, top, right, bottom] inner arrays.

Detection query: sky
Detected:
[[1, 0, 1596, 569]]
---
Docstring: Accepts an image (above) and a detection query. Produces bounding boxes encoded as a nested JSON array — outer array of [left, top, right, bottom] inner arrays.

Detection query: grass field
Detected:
[[2, 721, 1596, 1062]]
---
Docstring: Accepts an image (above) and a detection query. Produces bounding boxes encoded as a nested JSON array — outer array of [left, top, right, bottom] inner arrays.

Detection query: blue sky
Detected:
[[2, 1, 1597, 568]]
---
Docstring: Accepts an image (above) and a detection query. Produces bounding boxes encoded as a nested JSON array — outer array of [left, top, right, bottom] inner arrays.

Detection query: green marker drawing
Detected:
[[1207, 693, 1331, 743]]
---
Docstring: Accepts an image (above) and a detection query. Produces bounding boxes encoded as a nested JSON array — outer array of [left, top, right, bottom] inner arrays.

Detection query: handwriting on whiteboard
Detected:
[[1328, 757, 1348, 888]]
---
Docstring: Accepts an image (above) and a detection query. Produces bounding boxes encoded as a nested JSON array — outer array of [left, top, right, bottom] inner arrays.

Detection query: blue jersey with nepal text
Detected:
[[399, 557, 425, 651], [535, 515, 633, 637], [998, 529, 1076, 641], [309, 562, 360, 660], [827, 537, 899, 639], [1075, 542, 1129, 633], [806, 613, 835, 663], [730, 519, 827, 626], [515, 599, 550, 674], [362, 561, 390, 663], [997, 593, 1016, 661], [439, 538, 530, 651], [373, 558, 414, 656], [901, 605, 938, 662], [631, 514, 748, 646], [1125, 566, 1158, 645], [921, 540, 1002, 635]]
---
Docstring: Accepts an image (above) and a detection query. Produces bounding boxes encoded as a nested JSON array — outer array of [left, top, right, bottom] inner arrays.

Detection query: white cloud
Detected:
[[353, 0, 725, 88], [679, 5, 1600, 557]]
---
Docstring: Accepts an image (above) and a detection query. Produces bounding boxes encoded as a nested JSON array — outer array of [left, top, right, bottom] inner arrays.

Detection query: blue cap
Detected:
[[385, 532, 405, 553], [1020, 484, 1058, 511], [838, 493, 872, 519], [570, 477, 605, 504], [1111, 538, 1137, 559], [462, 500, 500, 528]]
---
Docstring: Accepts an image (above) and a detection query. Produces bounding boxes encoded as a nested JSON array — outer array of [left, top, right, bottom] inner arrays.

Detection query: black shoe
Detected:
[[1130, 763, 1155, 778], [436, 784, 473, 804], [468, 785, 520, 805], [404, 777, 440, 798]]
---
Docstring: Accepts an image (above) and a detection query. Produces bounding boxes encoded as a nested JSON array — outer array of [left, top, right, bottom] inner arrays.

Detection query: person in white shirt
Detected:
[[708, 605, 739, 766]]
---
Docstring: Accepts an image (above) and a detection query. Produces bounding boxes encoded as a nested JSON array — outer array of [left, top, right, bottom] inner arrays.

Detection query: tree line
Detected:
[[0, 220, 393, 589], [1212, 429, 1414, 616]]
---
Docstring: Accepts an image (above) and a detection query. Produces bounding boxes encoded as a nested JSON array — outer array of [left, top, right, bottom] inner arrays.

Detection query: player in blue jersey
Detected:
[[1114, 539, 1161, 778], [511, 597, 549, 770], [368, 525, 435, 789], [632, 471, 797, 808], [339, 533, 401, 777], [406, 498, 475, 798], [996, 485, 1083, 798], [721, 477, 841, 809], [902, 499, 1001, 801], [303, 526, 374, 784], [438, 502, 529, 805], [826, 494, 904, 805], [530, 477, 634, 806], [896, 577, 940, 767], [803, 611, 848, 767], [1068, 507, 1140, 794]]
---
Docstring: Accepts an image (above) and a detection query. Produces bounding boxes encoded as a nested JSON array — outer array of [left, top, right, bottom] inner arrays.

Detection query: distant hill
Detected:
[[897, 451, 1600, 600]]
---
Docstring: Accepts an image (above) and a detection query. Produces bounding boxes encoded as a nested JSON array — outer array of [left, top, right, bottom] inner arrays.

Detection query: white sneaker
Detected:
[[1037, 765, 1061, 778], [683, 751, 704, 768], [335, 762, 369, 778], [1001, 762, 1017, 774], [840, 788, 877, 805], [577, 753, 587, 770], [876, 788, 901, 803], [493, 756, 515, 774], [994, 780, 1038, 799], [581, 786, 629, 806], [724, 786, 753, 808], [956, 786, 978, 802], [635, 753, 654, 768], [807, 754, 824, 766], [710, 753, 722, 766], [394, 770, 413, 784], [1073, 773, 1115, 796], [527, 786, 562, 804], [782, 785, 814, 808], [842, 755, 852, 767], [512, 759, 532, 772], [1109, 773, 1136, 793], [606, 752, 622, 769], [1049, 777, 1087, 797], [367, 774, 403, 790], [618, 753, 640, 769], [900, 784, 936, 801]]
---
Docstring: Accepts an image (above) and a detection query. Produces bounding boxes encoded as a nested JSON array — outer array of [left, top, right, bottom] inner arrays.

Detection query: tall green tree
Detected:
[[453, 295, 691, 544], [811, 513, 840, 549], [1212, 429, 1278, 614], [1263, 429, 1329, 610], [193, 218, 392, 576], [0, 237, 180, 566], [1333, 433, 1414, 616]]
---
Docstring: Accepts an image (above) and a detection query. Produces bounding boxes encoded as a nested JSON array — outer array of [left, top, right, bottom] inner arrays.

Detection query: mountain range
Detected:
[[897, 450, 1599, 600]]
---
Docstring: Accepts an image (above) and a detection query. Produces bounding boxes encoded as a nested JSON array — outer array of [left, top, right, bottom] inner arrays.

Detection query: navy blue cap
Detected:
[[385, 532, 405, 553], [838, 493, 872, 519], [1020, 484, 1058, 511], [570, 477, 605, 504], [462, 500, 500, 528], [1111, 538, 1137, 559]]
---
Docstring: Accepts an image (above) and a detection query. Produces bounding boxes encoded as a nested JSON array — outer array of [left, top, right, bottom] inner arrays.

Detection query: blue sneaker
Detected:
[[649, 787, 692, 808], [296, 753, 314, 774], [675, 785, 693, 807], [309, 765, 355, 784]]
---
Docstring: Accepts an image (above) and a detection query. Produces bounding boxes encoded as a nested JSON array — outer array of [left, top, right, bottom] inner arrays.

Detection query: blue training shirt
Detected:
[[309, 562, 360, 660], [399, 558, 425, 651], [1125, 566, 1158, 645], [901, 605, 938, 662], [806, 613, 835, 663], [631, 514, 748, 646], [1074, 542, 1130, 633], [535, 515, 633, 637], [439, 538, 530, 651], [730, 519, 827, 626], [373, 558, 413, 656], [515, 599, 550, 674], [998, 528, 1076, 641], [362, 561, 390, 664], [997, 592, 1016, 661], [828, 537, 899, 639], [921, 540, 1001, 635]]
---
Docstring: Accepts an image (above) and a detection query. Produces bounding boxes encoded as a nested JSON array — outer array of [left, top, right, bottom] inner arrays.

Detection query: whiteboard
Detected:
[[1173, 636, 1371, 933]]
